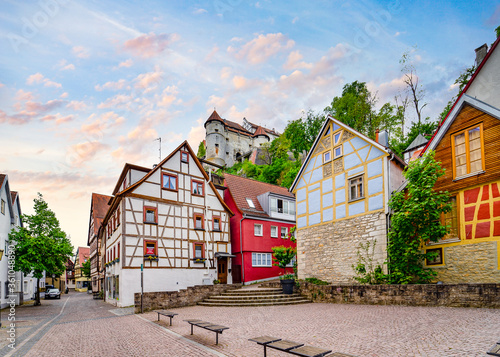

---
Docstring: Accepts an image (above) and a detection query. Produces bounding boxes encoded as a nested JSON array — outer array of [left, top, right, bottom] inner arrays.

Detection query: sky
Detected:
[[1, 0, 499, 252]]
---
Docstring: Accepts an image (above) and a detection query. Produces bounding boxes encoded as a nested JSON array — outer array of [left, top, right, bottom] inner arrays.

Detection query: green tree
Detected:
[[386, 151, 450, 284], [8, 193, 73, 305], [82, 259, 91, 278], [389, 118, 439, 157], [197, 141, 206, 158], [496, 25, 500, 38], [271, 246, 296, 277], [284, 110, 324, 159]]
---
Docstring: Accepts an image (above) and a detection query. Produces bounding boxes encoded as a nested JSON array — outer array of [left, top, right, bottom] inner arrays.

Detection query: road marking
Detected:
[[5, 297, 71, 357], [135, 314, 227, 357]]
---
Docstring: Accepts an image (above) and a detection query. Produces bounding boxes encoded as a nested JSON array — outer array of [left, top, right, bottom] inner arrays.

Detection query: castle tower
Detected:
[[204, 110, 226, 167], [252, 125, 270, 147]]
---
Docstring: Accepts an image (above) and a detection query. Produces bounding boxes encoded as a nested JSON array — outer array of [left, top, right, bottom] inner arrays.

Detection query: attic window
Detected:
[[334, 145, 343, 159], [334, 131, 342, 144], [323, 151, 331, 163], [1, 199, 4, 215], [181, 151, 189, 163], [246, 198, 255, 208], [324, 127, 331, 135]]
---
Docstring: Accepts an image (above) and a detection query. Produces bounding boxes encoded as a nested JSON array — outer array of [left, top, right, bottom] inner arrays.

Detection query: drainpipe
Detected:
[[386, 152, 395, 276], [239, 214, 246, 284]]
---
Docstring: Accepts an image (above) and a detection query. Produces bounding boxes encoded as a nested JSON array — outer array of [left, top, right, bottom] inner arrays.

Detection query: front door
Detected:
[[217, 257, 227, 284]]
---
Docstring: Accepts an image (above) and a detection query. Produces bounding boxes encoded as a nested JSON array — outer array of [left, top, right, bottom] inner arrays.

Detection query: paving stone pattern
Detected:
[[1, 292, 499, 356]]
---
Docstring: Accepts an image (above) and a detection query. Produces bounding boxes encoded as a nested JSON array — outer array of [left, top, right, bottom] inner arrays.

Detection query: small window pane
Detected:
[[195, 216, 203, 229], [270, 198, 277, 212], [246, 198, 255, 208], [214, 219, 220, 230], [146, 209, 155, 223], [195, 245, 202, 258], [334, 132, 341, 144]]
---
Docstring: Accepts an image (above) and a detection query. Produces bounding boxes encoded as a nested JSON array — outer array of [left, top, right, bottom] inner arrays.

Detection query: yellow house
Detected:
[[74, 246, 90, 292], [290, 116, 405, 283]]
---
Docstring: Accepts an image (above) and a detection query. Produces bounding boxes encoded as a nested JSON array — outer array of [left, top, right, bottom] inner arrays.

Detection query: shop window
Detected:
[[194, 214, 204, 230], [192, 180, 204, 196], [254, 224, 263, 236], [452, 124, 484, 179], [349, 175, 364, 201], [143, 206, 157, 224], [162, 173, 178, 191]]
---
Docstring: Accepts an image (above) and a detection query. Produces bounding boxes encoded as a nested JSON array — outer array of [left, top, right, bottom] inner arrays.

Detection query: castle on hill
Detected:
[[203, 110, 279, 167]]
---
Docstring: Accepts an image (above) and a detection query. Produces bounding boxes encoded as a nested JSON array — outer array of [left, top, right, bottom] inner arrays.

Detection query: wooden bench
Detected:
[[487, 341, 500, 356], [184, 319, 229, 345], [249, 336, 334, 357], [154, 310, 178, 326]]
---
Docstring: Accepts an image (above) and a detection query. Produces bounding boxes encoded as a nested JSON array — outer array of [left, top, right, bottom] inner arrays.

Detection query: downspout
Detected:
[[386, 152, 395, 276], [239, 214, 246, 284]]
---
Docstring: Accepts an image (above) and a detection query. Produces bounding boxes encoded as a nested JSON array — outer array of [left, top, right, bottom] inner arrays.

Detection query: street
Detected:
[[0, 292, 499, 356]]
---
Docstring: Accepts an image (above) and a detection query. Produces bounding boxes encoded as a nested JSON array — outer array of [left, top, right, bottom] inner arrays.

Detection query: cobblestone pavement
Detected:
[[1, 293, 499, 356]]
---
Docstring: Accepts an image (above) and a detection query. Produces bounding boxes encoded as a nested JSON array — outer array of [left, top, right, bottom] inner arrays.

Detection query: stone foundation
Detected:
[[134, 284, 241, 313], [433, 241, 500, 283], [297, 282, 500, 308], [297, 211, 387, 283]]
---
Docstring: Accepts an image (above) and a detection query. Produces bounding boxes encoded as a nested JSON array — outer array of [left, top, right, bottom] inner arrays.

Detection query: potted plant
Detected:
[[271, 246, 297, 294]]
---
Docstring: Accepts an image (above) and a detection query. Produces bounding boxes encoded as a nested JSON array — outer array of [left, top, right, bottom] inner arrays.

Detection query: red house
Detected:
[[224, 174, 296, 284]]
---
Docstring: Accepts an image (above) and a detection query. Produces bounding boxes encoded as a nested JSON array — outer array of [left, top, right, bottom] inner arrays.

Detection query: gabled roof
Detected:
[[252, 125, 269, 138], [0, 174, 5, 189], [88, 193, 112, 245], [111, 163, 150, 196], [0, 173, 15, 224], [421, 35, 500, 154], [225, 174, 294, 218], [404, 134, 428, 153], [102, 140, 234, 229], [76, 247, 90, 264], [424, 94, 500, 153], [290, 115, 390, 192]]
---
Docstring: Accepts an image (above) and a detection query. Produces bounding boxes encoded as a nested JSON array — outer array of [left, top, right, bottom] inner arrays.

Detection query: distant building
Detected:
[[204, 110, 279, 167], [74, 247, 90, 291], [224, 174, 296, 284]]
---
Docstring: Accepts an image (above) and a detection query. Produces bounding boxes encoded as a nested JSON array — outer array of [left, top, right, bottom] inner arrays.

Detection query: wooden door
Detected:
[[217, 257, 227, 284]]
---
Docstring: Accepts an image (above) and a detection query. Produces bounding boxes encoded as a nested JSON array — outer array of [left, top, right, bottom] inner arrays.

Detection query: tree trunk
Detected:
[[34, 277, 41, 306]]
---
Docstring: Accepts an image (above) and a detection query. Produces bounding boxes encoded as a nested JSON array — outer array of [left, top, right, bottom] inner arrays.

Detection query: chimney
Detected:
[[375, 129, 379, 143], [475, 43, 488, 67], [378, 130, 389, 147]]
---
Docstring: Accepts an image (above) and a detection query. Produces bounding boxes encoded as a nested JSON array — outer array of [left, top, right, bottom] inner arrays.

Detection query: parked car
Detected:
[[45, 289, 61, 299], [45, 284, 54, 291]]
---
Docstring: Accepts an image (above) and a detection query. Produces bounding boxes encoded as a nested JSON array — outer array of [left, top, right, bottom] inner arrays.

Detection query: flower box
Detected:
[[192, 258, 206, 263], [144, 255, 159, 262]]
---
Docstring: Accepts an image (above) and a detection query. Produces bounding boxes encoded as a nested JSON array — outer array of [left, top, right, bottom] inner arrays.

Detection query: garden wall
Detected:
[[134, 283, 241, 313], [261, 281, 500, 308]]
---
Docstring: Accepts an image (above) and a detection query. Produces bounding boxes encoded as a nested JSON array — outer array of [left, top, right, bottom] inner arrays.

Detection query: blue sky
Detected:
[[1, 0, 499, 250]]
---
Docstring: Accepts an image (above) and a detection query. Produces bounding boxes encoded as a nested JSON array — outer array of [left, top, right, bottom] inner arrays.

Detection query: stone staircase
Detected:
[[198, 286, 311, 307]]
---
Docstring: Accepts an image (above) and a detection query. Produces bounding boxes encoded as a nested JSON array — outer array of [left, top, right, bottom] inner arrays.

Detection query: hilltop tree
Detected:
[[400, 48, 427, 129], [9, 193, 73, 305], [197, 141, 206, 158]]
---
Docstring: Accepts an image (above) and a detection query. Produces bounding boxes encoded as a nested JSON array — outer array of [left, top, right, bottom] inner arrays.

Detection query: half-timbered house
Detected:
[[100, 141, 233, 307], [290, 117, 405, 283], [88, 193, 111, 294]]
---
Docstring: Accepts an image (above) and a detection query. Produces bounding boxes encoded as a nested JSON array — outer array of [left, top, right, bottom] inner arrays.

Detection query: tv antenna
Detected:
[[154, 137, 161, 162]]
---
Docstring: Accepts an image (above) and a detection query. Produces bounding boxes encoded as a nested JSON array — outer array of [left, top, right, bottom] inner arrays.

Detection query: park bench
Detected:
[[487, 340, 500, 356], [184, 319, 229, 345], [154, 310, 178, 326], [249, 336, 337, 357]]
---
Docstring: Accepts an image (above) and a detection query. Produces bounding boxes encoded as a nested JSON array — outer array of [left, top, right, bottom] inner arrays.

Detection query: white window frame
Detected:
[[281, 227, 288, 239], [270, 198, 295, 215], [270, 226, 278, 238], [252, 252, 272, 267], [334, 145, 343, 159], [254, 224, 263, 236], [323, 151, 331, 163], [286, 255, 297, 267]]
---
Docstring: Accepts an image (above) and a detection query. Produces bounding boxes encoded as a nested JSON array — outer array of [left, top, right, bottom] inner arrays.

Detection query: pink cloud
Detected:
[[26, 73, 62, 88], [26, 99, 65, 113], [228, 33, 295, 65], [123, 32, 180, 58], [66, 100, 87, 111], [95, 79, 127, 91], [72, 46, 90, 59], [40, 113, 74, 125], [80, 111, 125, 137], [68, 141, 109, 167], [97, 94, 134, 109], [60, 92, 69, 98], [283, 50, 312, 71], [15, 89, 35, 102], [118, 59, 133, 68], [134, 66, 163, 93], [57, 59, 75, 71]]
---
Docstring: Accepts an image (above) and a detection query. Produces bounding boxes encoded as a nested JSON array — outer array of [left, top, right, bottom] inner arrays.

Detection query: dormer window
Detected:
[[246, 198, 255, 208], [181, 151, 189, 163], [270, 197, 295, 215]]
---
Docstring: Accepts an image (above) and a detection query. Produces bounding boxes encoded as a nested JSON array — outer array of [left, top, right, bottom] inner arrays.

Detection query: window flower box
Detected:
[[144, 254, 159, 262], [192, 258, 206, 263]]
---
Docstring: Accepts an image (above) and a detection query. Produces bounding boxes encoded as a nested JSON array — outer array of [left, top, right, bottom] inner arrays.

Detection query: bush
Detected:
[[305, 277, 329, 285]]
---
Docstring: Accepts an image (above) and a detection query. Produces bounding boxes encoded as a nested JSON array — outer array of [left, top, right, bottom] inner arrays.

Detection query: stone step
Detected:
[[198, 299, 311, 307], [221, 289, 283, 296], [203, 295, 306, 303], [205, 294, 303, 301]]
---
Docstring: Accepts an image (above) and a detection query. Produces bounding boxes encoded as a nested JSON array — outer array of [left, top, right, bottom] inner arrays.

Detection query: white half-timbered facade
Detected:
[[100, 141, 233, 307]]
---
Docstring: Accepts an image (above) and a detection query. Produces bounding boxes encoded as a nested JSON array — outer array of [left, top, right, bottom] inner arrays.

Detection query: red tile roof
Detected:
[[0, 174, 5, 189], [91, 193, 112, 236], [10, 191, 17, 205], [77, 247, 90, 264], [252, 125, 269, 138], [224, 174, 294, 217]]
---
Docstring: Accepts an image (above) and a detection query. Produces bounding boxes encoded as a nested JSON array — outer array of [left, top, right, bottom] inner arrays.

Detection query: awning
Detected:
[[215, 252, 236, 258]]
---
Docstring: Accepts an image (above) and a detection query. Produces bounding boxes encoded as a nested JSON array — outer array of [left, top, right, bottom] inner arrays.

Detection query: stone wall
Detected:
[[434, 241, 500, 283], [297, 211, 387, 283], [134, 284, 241, 313], [297, 282, 500, 308]]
